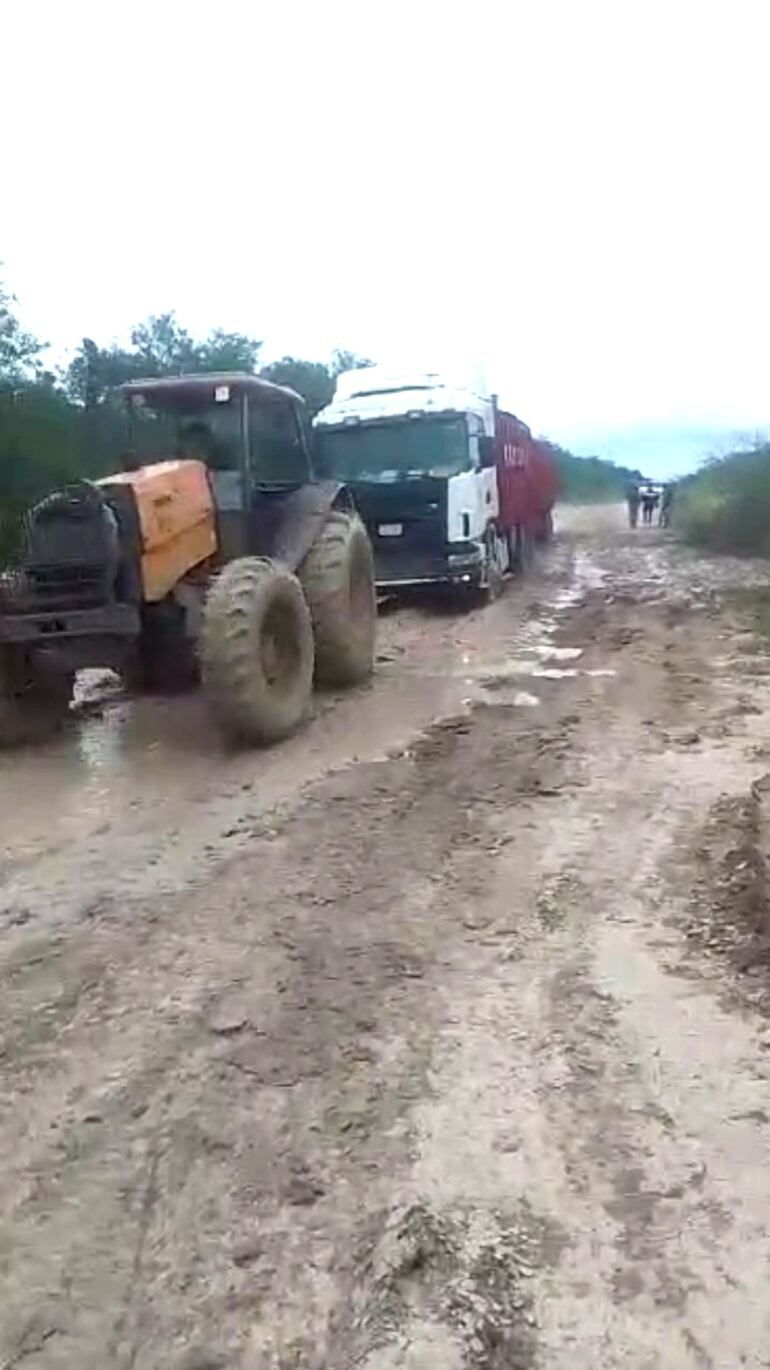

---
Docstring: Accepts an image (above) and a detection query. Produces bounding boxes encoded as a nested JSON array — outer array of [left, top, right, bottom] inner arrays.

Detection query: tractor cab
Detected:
[[119, 373, 325, 562]]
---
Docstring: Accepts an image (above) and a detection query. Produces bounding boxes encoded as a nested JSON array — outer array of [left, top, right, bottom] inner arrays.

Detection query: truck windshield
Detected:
[[317, 417, 470, 482]]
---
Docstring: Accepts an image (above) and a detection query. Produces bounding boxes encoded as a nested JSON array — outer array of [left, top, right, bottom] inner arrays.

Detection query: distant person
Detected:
[[626, 483, 640, 528], [641, 487, 659, 525], [659, 483, 674, 527]]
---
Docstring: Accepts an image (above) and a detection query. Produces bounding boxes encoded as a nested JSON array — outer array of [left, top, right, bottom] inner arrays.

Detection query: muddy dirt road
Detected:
[[4, 505, 770, 1369]]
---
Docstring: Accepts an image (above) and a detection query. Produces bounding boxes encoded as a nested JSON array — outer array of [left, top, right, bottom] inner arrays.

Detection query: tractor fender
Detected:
[[269, 481, 354, 573]]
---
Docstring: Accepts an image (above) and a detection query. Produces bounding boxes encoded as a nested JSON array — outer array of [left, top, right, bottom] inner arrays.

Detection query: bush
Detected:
[[0, 385, 124, 561], [539, 441, 641, 503], [676, 446, 770, 555]]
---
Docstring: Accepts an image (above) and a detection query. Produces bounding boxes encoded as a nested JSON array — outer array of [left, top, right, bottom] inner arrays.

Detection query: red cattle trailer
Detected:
[[494, 408, 559, 545]]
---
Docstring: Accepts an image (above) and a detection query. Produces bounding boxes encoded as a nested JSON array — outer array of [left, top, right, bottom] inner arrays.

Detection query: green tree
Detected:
[[66, 338, 142, 408], [539, 440, 641, 502], [0, 385, 116, 558], [65, 314, 263, 407], [676, 443, 770, 554], [260, 350, 374, 418], [198, 328, 262, 374], [129, 312, 200, 375], [0, 276, 43, 384], [260, 357, 337, 417]]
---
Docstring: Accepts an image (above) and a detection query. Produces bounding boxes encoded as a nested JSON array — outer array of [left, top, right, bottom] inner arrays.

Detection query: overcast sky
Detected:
[[4, 0, 769, 475]]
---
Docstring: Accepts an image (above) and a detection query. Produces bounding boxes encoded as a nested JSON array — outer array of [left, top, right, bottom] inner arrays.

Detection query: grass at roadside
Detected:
[[676, 445, 770, 556], [722, 586, 770, 648]]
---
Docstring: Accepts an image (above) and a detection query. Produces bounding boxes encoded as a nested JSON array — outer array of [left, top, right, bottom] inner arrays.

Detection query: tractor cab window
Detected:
[[249, 399, 309, 486], [125, 395, 241, 471], [125, 401, 176, 464], [176, 402, 241, 471]]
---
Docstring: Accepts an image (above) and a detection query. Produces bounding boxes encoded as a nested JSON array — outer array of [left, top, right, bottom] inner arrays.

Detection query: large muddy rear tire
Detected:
[[200, 557, 314, 745], [0, 654, 73, 748], [299, 513, 376, 686]]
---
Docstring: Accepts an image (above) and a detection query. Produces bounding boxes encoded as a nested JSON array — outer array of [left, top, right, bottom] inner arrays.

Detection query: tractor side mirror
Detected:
[[478, 436, 495, 469]]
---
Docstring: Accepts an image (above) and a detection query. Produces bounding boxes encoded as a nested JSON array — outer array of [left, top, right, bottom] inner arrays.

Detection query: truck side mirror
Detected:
[[478, 436, 495, 469]]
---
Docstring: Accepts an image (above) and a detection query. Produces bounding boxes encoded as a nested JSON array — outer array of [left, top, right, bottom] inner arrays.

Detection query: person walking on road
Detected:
[[659, 483, 675, 527], [641, 487, 659, 525], [626, 483, 641, 528]]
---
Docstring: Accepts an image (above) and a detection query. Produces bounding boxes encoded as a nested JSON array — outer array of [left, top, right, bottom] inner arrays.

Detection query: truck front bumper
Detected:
[[374, 541, 484, 589]]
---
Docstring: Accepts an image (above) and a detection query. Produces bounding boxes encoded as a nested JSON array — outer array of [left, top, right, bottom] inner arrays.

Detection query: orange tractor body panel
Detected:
[[99, 460, 217, 603]]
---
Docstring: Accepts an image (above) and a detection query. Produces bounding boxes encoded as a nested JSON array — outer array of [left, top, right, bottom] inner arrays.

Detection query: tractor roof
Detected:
[[119, 373, 304, 407]]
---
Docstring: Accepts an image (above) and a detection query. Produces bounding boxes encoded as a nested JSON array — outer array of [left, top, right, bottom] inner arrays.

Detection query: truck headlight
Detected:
[[448, 548, 483, 567]]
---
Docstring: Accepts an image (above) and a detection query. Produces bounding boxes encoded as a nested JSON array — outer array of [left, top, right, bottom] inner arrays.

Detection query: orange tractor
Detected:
[[0, 374, 376, 745]]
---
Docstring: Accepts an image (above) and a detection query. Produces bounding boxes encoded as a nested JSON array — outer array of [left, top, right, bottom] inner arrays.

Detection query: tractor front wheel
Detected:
[[200, 557, 314, 745], [299, 512, 376, 687]]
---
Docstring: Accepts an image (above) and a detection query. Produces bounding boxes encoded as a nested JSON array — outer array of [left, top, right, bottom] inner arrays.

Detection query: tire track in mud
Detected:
[[318, 554, 770, 1370], [5, 519, 770, 1367], [0, 686, 586, 1369]]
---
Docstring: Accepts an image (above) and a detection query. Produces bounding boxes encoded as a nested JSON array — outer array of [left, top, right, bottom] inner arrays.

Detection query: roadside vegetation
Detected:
[[675, 443, 770, 557], [1, 268, 637, 560], [723, 586, 770, 647], [541, 442, 641, 503]]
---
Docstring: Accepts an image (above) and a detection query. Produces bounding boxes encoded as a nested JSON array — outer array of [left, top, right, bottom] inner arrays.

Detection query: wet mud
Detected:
[[3, 506, 770, 1368]]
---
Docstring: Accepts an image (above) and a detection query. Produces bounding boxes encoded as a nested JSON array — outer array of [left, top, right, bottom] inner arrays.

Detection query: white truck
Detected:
[[314, 366, 555, 591]]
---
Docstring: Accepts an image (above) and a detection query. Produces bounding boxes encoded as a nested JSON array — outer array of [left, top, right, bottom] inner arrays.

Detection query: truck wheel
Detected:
[[299, 512, 376, 687], [535, 510, 554, 544], [510, 525, 535, 573], [480, 526, 508, 601], [200, 557, 314, 745], [0, 655, 73, 748]]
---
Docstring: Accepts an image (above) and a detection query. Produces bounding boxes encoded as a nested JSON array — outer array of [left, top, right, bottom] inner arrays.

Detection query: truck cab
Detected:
[[314, 368, 504, 590]]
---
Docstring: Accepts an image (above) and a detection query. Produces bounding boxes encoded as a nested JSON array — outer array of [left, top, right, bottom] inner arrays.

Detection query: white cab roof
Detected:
[[315, 366, 495, 435]]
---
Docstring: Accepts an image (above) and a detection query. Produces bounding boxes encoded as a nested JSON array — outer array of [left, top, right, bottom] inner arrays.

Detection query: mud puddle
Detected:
[[0, 543, 576, 932]]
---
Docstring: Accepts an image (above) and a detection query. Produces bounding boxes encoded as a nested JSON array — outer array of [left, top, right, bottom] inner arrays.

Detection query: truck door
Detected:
[[446, 416, 498, 543]]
